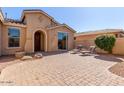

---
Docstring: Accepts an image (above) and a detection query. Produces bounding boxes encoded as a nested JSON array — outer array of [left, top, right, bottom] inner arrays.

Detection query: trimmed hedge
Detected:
[[95, 34, 116, 53]]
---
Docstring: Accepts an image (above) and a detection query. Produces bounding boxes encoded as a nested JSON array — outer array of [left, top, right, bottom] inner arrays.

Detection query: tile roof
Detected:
[[75, 29, 124, 36], [4, 18, 25, 25]]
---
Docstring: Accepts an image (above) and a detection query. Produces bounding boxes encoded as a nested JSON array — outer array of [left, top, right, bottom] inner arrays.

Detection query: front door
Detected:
[[34, 32, 41, 51]]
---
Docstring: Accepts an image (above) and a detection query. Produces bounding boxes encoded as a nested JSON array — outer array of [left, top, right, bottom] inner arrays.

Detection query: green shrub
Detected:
[[95, 34, 116, 53]]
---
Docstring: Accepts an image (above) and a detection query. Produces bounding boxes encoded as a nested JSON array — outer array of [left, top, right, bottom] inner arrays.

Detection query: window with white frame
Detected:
[[8, 28, 20, 47]]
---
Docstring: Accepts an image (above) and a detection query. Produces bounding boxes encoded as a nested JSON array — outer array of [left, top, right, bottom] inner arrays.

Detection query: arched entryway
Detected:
[[34, 31, 45, 52]]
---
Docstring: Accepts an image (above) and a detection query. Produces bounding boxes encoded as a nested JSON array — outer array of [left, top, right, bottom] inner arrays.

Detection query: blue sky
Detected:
[[2, 7, 124, 32]]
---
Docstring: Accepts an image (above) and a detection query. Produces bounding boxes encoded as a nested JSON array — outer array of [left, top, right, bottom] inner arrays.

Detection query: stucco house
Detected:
[[0, 9, 76, 56], [75, 29, 124, 48]]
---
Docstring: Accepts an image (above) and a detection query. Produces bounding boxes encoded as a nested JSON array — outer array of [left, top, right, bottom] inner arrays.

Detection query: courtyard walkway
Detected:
[[0, 52, 124, 85]]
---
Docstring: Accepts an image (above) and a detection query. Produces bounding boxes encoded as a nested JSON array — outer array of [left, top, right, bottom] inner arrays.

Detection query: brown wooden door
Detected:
[[34, 32, 41, 51]]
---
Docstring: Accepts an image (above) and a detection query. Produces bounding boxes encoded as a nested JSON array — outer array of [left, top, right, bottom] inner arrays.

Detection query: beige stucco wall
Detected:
[[24, 13, 74, 53], [48, 27, 74, 51], [1, 25, 26, 55], [75, 32, 118, 48], [24, 13, 51, 53], [113, 38, 124, 55], [75, 34, 100, 48], [0, 11, 75, 55], [75, 32, 124, 55], [0, 21, 2, 56], [95, 38, 124, 55], [0, 12, 3, 22]]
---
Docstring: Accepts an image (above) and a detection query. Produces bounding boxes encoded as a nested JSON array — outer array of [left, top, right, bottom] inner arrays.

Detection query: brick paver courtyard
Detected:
[[0, 52, 124, 85]]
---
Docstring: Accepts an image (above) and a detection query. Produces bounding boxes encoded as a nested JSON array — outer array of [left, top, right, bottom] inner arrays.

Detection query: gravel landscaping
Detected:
[[109, 62, 124, 77]]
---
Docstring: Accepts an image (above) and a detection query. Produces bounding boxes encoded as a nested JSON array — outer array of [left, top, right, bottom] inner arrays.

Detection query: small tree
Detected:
[[95, 34, 116, 53]]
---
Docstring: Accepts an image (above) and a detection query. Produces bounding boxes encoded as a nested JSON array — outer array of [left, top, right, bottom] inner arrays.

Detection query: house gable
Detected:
[[21, 10, 60, 30], [21, 10, 76, 53], [25, 13, 52, 29], [21, 10, 76, 33], [47, 24, 76, 33]]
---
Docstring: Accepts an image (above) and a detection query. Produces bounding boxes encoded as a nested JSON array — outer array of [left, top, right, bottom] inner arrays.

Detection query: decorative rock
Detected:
[[15, 52, 25, 59], [34, 53, 43, 59], [21, 56, 32, 61]]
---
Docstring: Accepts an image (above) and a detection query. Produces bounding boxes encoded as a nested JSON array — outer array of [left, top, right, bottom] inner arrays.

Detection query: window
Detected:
[[8, 28, 20, 47], [58, 32, 68, 50]]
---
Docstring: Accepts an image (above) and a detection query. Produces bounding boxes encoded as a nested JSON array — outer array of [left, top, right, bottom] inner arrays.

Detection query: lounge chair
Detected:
[[80, 46, 96, 56], [70, 49, 80, 54]]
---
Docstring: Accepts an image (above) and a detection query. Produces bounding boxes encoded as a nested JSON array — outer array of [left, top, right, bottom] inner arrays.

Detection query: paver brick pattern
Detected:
[[0, 52, 124, 85]]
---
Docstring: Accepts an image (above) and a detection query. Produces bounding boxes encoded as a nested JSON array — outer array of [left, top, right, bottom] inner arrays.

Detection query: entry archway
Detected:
[[34, 31, 45, 52]]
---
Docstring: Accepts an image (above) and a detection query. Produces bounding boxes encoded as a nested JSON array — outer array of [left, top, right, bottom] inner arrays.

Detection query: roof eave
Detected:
[[75, 31, 123, 37], [21, 10, 53, 21], [62, 24, 76, 33], [3, 22, 27, 28], [47, 24, 76, 33]]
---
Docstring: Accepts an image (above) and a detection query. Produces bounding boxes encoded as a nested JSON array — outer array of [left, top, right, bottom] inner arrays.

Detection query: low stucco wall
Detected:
[[75, 34, 96, 48], [113, 38, 124, 55], [75, 32, 119, 48], [95, 38, 124, 55], [75, 36, 124, 55], [75, 40, 95, 48]]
